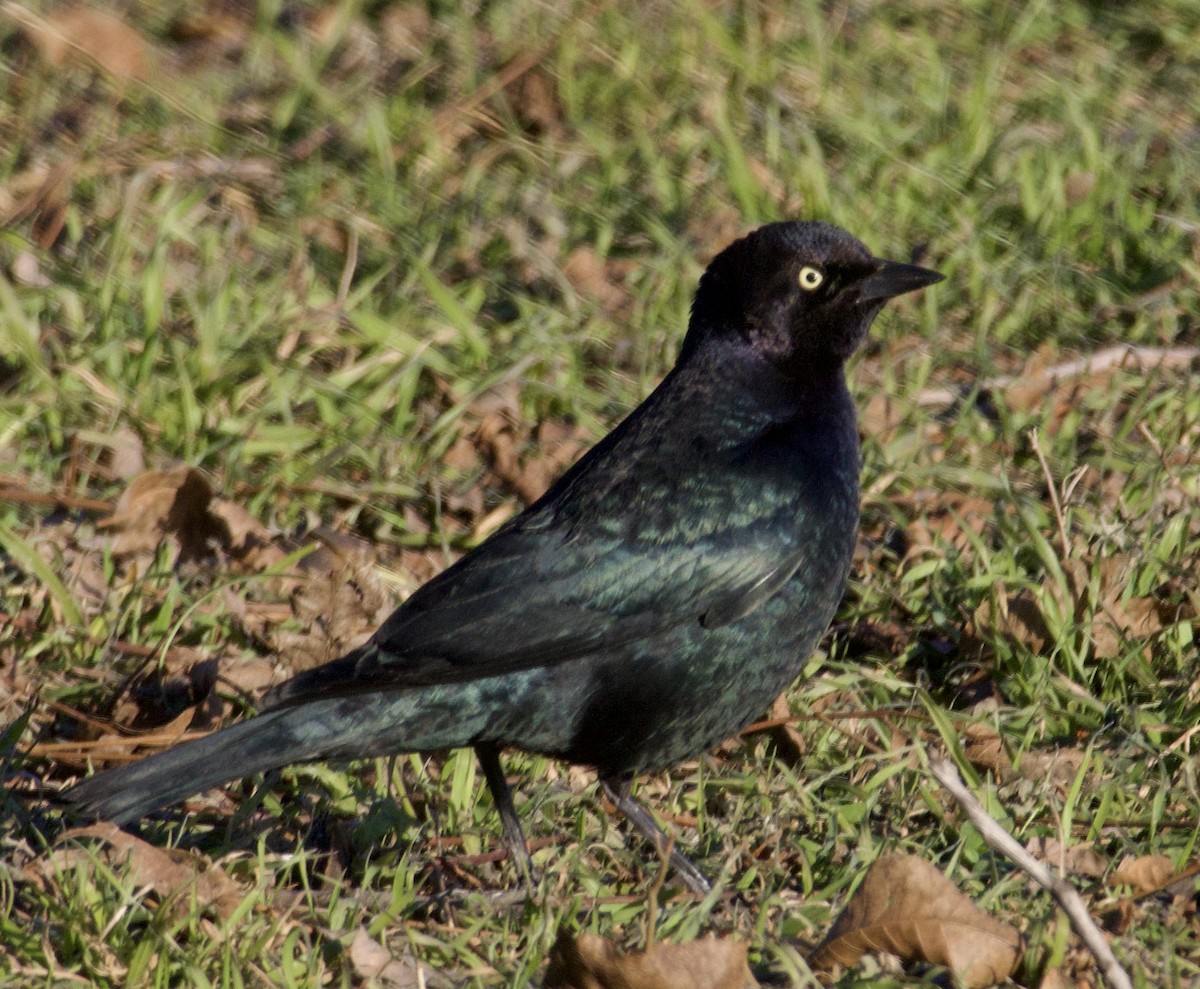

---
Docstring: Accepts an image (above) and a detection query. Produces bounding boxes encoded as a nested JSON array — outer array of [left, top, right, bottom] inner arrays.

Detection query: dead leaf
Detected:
[[107, 427, 146, 480], [969, 585, 1054, 656], [98, 466, 225, 562], [1112, 854, 1175, 895], [379, 4, 432, 58], [545, 929, 756, 989], [563, 245, 632, 314], [210, 498, 281, 570], [1004, 343, 1060, 413], [905, 495, 996, 556], [167, 11, 251, 60], [1014, 746, 1086, 788], [347, 928, 422, 987], [269, 529, 387, 675], [759, 693, 805, 767], [862, 392, 908, 440], [16, 4, 152, 82], [0, 160, 73, 249], [1064, 172, 1096, 206], [38, 824, 241, 920], [506, 66, 563, 135], [810, 854, 1021, 988], [1025, 837, 1108, 878], [11, 250, 50, 287], [1088, 556, 1164, 658], [962, 723, 1013, 779], [1037, 966, 1074, 989]]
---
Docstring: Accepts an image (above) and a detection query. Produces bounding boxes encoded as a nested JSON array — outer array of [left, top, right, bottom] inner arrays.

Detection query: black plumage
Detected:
[[61, 221, 942, 891]]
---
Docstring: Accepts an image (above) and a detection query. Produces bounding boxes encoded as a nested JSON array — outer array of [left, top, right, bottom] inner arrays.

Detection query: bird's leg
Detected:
[[474, 743, 536, 891], [600, 778, 712, 895]]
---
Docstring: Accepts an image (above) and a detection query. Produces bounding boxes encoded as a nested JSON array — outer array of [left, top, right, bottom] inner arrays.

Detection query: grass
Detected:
[[2, 0, 1199, 985]]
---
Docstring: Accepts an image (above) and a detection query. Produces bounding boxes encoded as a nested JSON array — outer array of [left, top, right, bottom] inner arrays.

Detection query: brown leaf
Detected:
[[544, 929, 756, 989], [810, 854, 1021, 988], [379, 4, 433, 58], [1025, 837, 1108, 878], [107, 427, 146, 480], [965, 551, 1167, 665], [861, 391, 906, 439], [98, 466, 226, 562], [167, 11, 251, 60], [11, 250, 50, 287], [905, 495, 996, 556], [269, 529, 386, 675], [761, 693, 805, 767], [563, 245, 632, 314], [1072, 554, 1162, 659], [506, 66, 563, 135], [210, 498, 282, 570], [1037, 966, 1074, 989], [17, 5, 152, 82], [0, 160, 72, 249], [962, 723, 1013, 779], [1112, 854, 1175, 895], [1001, 342, 1068, 415], [969, 586, 1054, 656], [40, 824, 241, 920], [1014, 746, 1086, 787], [1064, 172, 1096, 206], [347, 928, 422, 987]]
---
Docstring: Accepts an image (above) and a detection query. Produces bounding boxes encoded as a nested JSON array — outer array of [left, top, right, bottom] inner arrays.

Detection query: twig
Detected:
[[644, 831, 674, 951], [336, 224, 359, 307], [929, 759, 1133, 989], [915, 344, 1200, 407], [0, 485, 114, 514], [740, 707, 934, 735], [1028, 427, 1071, 558]]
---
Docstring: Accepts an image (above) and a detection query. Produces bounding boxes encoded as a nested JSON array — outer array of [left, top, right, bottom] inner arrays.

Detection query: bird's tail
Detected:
[[60, 707, 326, 824]]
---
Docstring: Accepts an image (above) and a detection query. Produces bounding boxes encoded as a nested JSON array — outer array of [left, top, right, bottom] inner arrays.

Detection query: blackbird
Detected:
[[62, 221, 942, 893]]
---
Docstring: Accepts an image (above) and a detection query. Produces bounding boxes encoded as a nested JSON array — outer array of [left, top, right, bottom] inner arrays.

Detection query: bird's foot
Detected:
[[601, 779, 712, 895]]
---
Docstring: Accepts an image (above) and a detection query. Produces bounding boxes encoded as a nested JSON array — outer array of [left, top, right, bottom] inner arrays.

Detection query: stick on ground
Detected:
[[929, 758, 1133, 989]]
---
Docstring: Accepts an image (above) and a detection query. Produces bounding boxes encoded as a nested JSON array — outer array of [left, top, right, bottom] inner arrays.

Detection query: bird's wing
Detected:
[[336, 501, 804, 690]]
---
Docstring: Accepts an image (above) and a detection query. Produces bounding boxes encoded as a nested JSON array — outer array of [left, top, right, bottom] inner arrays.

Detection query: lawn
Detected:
[[1, 1, 1199, 986]]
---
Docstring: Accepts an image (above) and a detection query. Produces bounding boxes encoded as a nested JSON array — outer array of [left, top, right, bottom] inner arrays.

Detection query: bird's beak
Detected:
[[858, 259, 945, 302]]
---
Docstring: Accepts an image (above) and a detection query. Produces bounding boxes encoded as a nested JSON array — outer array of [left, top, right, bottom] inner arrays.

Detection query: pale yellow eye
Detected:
[[798, 265, 824, 291]]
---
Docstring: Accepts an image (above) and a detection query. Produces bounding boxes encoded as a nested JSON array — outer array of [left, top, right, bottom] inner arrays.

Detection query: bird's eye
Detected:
[[797, 266, 824, 291]]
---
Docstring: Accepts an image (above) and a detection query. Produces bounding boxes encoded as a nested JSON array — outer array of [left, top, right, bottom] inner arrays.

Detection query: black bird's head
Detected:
[[683, 221, 943, 373]]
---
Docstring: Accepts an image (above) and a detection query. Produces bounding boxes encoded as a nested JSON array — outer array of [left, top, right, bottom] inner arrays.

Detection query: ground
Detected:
[[1, 1, 1199, 986]]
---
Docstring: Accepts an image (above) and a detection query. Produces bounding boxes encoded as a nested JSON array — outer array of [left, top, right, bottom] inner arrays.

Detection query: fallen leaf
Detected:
[[545, 928, 756, 989], [11, 250, 50, 287], [905, 495, 996, 556], [1013, 746, 1086, 787], [1037, 966, 1074, 989], [107, 427, 146, 480], [98, 466, 225, 562], [269, 528, 387, 674], [211, 498, 282, 570], [1112, 854, 1175, 895], [505, 66, 563, 135], [757, 693, 805, 767], [347, 927, 422, 987], [167, 11, 251, 60], [379, 4, 432, 58], [563, 245, 632, 314], [968, 585, 1054, 656], [38, 824, 241, 920], [810, 854, 1021, 988], [1025, 837, 1108, 878], [16, 4, 152, 82], [962, 723, 1013, 779]]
